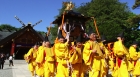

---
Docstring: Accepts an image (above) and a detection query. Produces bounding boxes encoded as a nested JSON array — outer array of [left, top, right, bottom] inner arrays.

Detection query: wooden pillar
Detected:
[[10, 39, 15, 55]]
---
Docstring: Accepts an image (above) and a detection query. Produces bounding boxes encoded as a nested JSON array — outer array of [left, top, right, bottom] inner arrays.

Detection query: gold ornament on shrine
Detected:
[[63, 1, 75, 11]]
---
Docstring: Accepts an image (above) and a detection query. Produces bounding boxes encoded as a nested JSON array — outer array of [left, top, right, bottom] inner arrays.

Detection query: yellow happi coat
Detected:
[[26, 48, 38, 75], [108, 47, 115, 72], [69, 46, 84, 77], [99, 42, 110, 77], [36, 47, 55, 77], [55, 42, 69, 77], [129, 46, 140, 76], [112, 40, 129, 77], [35, 46, 45, 76], [83, 40, 103, 77]]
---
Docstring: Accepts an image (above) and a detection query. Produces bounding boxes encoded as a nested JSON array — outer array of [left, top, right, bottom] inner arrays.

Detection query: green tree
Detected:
[[37, 31, 46, 36], [50, 25, 58, 43], [130, 0, 140, 27], [0, 24, 19, 31], [77, 0, 131, 40], [132, 0, 140, 9], [125, 0, 140, 48], [126, 14, 140, 39]]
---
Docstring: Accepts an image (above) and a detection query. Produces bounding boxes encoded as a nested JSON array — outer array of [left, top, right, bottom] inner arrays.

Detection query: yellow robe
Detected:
[[36, 46, 45, 76], [83, 40, 103, 77], [26, 48, 38, 76], [112, 40, 129, 77], [36, 47, 55, 77], [129, 46, 140, 76], [69, 47, 84, 77], [107, 43, 115, 71], [55, 42, 69, 77], [99, 42, 110, 77]]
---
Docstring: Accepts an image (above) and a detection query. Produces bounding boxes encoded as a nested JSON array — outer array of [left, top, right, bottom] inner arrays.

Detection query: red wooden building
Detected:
[[0, 24, 44, 59]]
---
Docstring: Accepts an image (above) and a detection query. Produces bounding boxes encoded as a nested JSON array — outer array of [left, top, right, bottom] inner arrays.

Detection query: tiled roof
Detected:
[[0, 25, 44, 46], [0, 30, 15, 41]]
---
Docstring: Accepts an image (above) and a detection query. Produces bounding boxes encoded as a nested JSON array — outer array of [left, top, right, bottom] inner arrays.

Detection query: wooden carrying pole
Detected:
[[60, 11, 66, 30], [92, 17, 101, 39], [46, 23, 52, 37]]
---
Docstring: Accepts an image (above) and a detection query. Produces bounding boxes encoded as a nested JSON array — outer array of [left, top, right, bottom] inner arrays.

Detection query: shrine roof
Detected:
[[52, 10, 91, 24], [0, 25, 44, 46]]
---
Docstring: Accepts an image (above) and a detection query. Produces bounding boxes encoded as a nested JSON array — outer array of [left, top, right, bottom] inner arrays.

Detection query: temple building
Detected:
[[0, 24, 44, 59]]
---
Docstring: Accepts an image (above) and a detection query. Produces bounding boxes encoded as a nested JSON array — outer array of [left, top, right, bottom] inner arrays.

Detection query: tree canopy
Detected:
[[132, 0, 140, 9], [77, 0, 131, 40], [0, 24, 19, 31]]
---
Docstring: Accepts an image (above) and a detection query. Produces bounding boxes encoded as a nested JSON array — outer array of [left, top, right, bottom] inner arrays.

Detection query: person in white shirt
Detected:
[[9, 55, 14, 66]]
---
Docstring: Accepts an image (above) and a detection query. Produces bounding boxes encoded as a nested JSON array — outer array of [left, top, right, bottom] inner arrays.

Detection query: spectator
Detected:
[[9, 55, 14, 66], [0, 54, 5, 69]]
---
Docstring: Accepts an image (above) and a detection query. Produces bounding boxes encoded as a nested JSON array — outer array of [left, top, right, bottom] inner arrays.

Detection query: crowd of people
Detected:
[[0, 53, 14, 69], [24, 29, 140, 77]]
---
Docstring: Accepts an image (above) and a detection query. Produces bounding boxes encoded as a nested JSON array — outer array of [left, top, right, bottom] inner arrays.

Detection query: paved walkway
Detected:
[[12, 64, 31, 77], [0, 64, 13, 77], [0, 60, 114, 77], [0, 60, 31, 77]]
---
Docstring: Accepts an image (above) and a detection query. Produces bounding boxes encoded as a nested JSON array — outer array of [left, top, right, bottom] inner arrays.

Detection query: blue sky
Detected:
[[0, 0, 140, 32]]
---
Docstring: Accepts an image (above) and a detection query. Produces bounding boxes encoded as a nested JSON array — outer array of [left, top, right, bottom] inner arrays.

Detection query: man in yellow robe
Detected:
[[129, 41, 140, 77], [112, 32, 129, 77], [83, 28, 104, 77], [36, 36, 55, 77], [99, 35, 110, 77], [26, 43, 39, 76], [69, 34, 84, 77], [55, 30, 69, 77], [35, 37, 49, 77]]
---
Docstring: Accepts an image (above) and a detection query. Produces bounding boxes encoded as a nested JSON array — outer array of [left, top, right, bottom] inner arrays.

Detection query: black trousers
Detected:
[[9, 60, 13, 66], [0, 62, 4, 69]]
